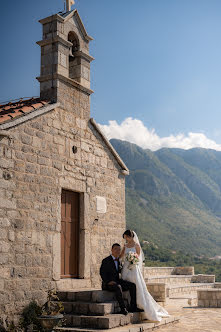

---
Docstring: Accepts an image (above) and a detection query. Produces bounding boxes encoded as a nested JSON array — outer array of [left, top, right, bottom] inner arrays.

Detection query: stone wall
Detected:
[[143, 266, 195, 278], [191, 274, 215, 283], [0, 103, 126, 321], [146, 283, 166, 302], [172, 267, 194, 275], [198, 289, 221, 307]]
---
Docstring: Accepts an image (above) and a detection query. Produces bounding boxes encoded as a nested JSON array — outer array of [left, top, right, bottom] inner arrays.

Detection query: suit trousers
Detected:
[[103, 279, 137, 311]]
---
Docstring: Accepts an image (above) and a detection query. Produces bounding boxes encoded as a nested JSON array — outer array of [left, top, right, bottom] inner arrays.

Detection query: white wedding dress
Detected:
[[121, 246, 169, 322]]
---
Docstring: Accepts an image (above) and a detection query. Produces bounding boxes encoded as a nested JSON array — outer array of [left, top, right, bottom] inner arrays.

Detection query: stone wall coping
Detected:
[[0, 102, 60, 130], [196, 274, 215, 276], [90, 118, 129, 175], [36, 35, 73, 48], [36, 73, 94, 96]]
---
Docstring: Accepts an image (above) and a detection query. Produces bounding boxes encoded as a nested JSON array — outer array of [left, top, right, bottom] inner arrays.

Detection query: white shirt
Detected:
[[111, 255, 119, 271]]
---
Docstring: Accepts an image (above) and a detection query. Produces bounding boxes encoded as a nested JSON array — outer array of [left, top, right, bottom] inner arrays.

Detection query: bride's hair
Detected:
[[123, 229, 134, 238]]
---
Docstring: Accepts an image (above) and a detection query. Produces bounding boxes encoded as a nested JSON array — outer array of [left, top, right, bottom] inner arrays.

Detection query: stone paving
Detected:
[[158, 303, 221, 331]]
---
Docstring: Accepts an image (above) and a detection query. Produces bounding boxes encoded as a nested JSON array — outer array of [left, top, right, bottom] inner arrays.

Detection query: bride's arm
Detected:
[[135, 243, 141, 256], [119, 244, 126, 259]]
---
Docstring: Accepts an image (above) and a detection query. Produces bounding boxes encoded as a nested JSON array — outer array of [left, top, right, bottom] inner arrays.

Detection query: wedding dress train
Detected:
[[121, 246, 169, 322]]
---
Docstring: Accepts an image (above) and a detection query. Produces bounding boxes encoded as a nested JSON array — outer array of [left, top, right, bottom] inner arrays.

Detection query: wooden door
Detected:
[[61, 190, 80, 278]]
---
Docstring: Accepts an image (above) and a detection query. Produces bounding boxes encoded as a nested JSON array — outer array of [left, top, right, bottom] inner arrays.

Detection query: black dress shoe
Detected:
[[129, 306, 143, 313], [120, 308, 129, 315]]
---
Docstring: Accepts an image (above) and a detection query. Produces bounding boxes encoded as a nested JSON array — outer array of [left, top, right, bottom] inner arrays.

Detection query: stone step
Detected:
[[57, 290, 130, 304], [56, 316, 179, 331], [63, 301, 125, 315], [146, 275, 193, 285], [167, 283, 214, 297], [63, 312, 142, 329], [165, 295, 198, 308]]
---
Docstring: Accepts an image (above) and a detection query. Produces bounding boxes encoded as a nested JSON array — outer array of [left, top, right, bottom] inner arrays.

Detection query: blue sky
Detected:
[[1, 0, 221, 149]]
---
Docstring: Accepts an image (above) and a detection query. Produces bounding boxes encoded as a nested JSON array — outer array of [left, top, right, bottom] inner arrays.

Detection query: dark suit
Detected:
[[100, 255, 137, 311]]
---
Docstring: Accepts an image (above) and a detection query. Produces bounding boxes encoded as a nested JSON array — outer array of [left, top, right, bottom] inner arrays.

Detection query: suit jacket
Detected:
[[100, 255, 122, 289]]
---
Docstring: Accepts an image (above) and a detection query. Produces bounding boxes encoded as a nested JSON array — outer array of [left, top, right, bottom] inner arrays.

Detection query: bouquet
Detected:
[[125, 251, 139, 270]]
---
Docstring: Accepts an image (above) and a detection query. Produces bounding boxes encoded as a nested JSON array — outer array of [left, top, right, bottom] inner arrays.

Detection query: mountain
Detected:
[[110, 139, 221, 256]]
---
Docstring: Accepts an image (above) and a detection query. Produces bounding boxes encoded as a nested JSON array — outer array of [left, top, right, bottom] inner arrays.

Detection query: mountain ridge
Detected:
[[110, 138, 221, 256]]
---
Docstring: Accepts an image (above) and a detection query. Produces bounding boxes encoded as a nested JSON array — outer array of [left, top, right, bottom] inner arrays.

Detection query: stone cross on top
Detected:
[[66, 0, 75, 12]]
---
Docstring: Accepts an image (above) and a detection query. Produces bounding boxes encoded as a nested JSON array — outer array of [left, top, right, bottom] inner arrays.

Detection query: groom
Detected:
[[100, 243, 140, 315]]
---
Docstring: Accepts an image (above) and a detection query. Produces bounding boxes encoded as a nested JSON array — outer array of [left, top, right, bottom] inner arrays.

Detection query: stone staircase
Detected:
[[55, 289, 179, 331], [53, 266, 216, 331], [144, 266, 215, 307]]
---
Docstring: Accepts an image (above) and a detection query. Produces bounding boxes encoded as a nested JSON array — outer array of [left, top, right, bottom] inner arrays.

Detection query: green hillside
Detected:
[[111, 139, 221, 256]]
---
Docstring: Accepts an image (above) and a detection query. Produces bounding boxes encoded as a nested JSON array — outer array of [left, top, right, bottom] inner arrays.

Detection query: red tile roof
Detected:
[[0, 97, 49, 125]]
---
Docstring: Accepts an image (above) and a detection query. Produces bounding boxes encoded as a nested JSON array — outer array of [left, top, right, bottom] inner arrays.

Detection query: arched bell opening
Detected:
[[68, 31, 80, 80]]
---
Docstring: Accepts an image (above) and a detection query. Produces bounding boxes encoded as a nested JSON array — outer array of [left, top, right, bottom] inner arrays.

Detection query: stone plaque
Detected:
[[96, 196, 107, 214]]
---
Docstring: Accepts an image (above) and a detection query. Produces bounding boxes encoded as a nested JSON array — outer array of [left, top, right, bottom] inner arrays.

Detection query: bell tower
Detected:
[[36, 4, 94, 116]]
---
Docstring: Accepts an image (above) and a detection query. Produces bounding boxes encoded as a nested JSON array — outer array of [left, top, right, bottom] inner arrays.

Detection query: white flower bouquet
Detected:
[[125, 251, 139, 270]]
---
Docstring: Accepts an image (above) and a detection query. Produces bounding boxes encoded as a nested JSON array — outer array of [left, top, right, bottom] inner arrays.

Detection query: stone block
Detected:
[[0, 198, 16, 209], [75, 291, 92, 302], [32, 136, 42, 148], [8, 230, 15, 242], [15, 254, 25, 265], [63, 302, 73, 314], [0, 159, 14, 169], [0, 253, 9, 265], [0, 242, 10, 253], [0, 280, 4, 291], [21, 134, 33, 145], [14, 291, 25, 301], [0, 229, 7, 239], [0, 267, 10, 278], [71, 315, 81, 327], [0, 179, 15, 190], [92, 290, 115, 303]]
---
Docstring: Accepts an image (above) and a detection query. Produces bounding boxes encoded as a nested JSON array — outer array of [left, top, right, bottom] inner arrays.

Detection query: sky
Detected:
[[1, 0, 221, 150]]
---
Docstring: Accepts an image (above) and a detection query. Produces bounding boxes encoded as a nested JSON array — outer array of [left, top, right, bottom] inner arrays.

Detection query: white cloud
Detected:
[[99, 117, 221, 151]]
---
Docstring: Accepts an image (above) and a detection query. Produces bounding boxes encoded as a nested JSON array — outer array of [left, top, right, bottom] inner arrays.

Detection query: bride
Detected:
[[120, 229, 169, 322]]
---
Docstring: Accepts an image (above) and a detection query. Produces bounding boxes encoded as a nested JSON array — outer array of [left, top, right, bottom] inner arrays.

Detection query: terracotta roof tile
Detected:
[[0, 115, 11, 124], [0, 97, 49, 125], [21, 106, 35, 113]]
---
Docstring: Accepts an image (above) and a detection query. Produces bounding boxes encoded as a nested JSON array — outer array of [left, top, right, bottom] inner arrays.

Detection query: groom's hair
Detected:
[[112, 243, 121, 249]]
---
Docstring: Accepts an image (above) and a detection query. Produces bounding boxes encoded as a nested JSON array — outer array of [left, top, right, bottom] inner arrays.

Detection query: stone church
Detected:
[[0, 3, 129, 320]]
